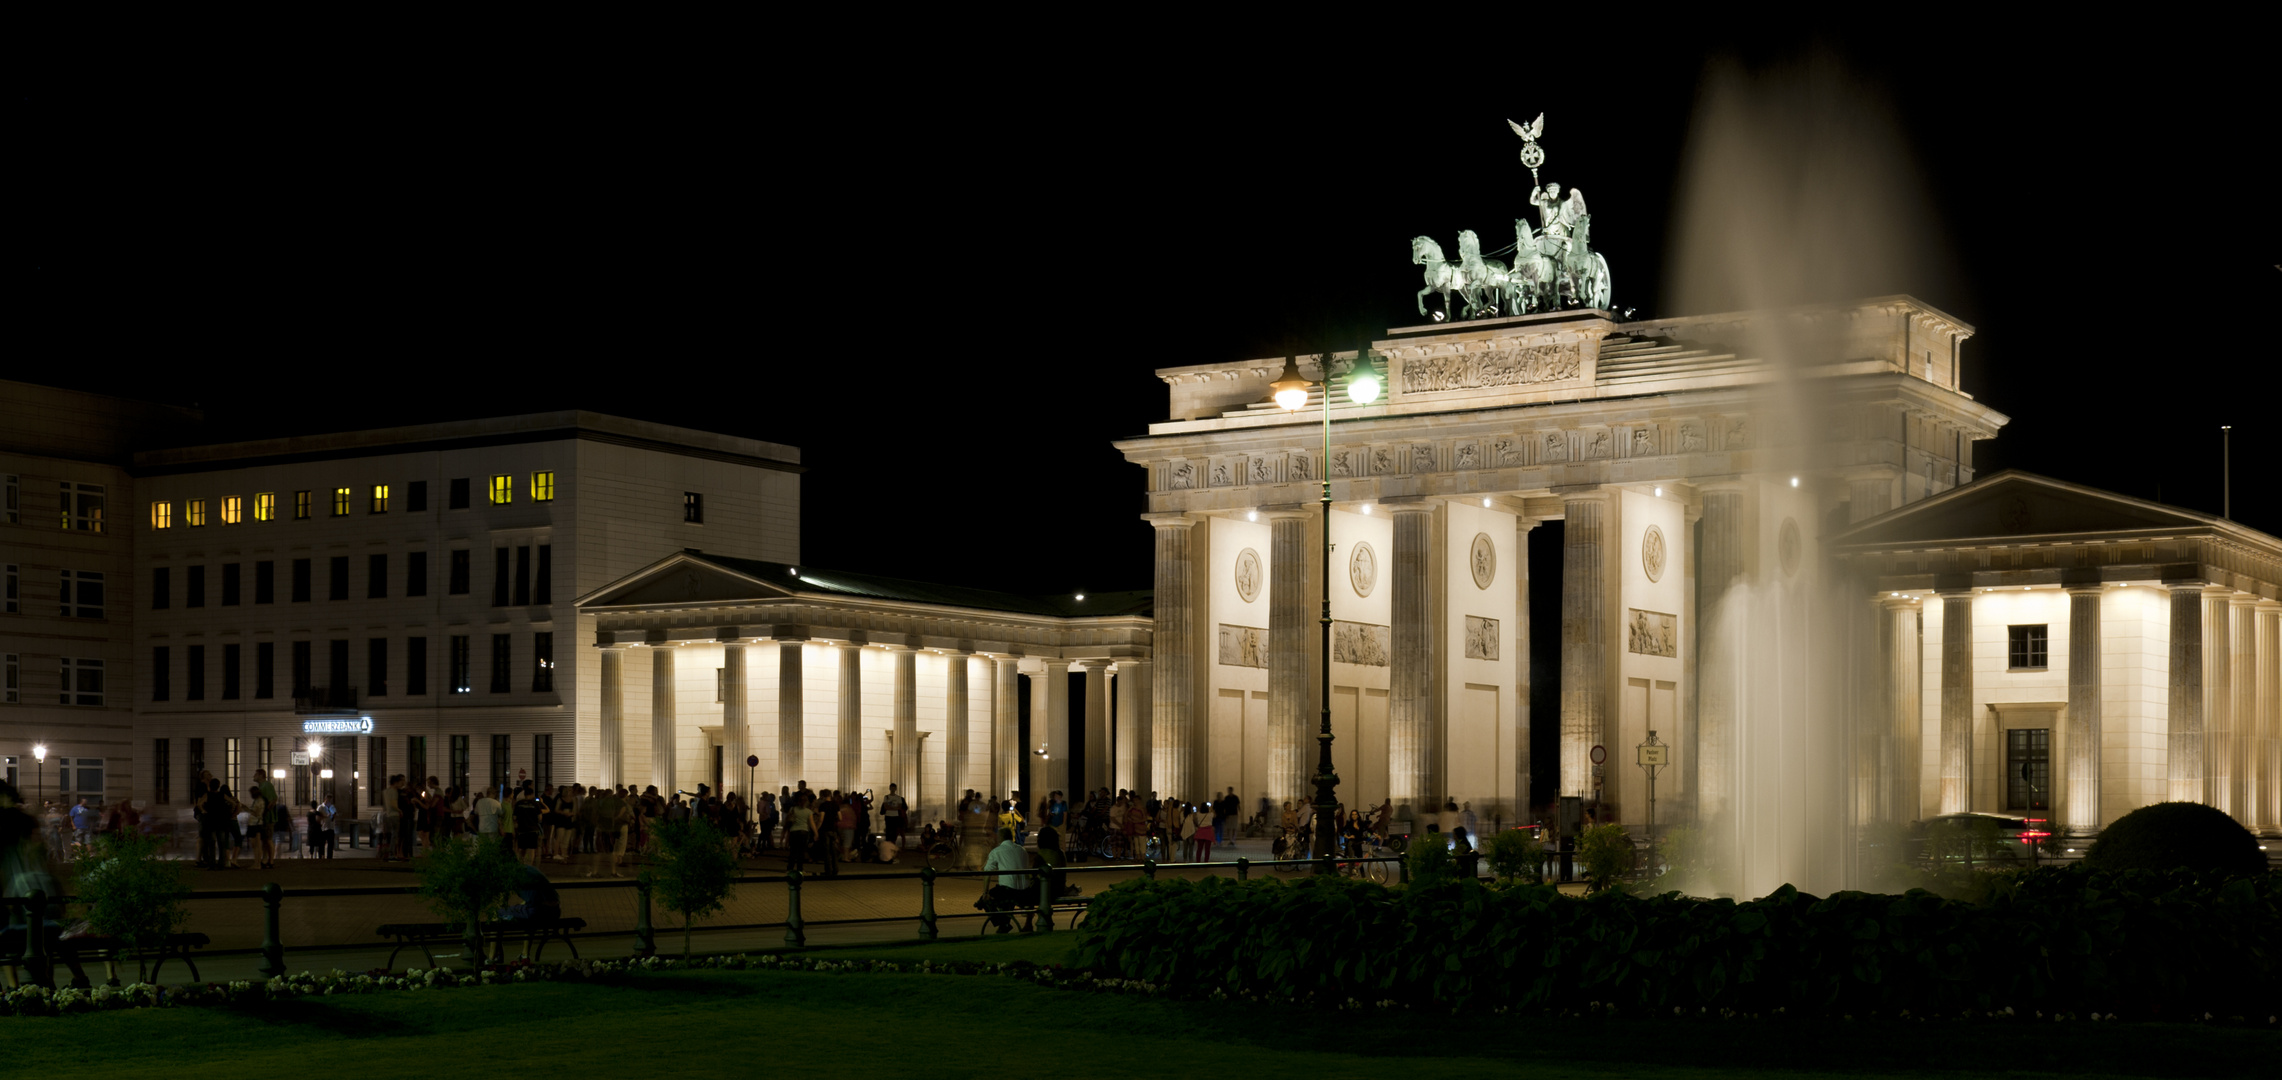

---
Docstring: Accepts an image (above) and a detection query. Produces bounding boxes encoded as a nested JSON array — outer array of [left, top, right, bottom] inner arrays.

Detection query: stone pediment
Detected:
[[580, 552, 790, 608], [1832, 471, 2212, 548]]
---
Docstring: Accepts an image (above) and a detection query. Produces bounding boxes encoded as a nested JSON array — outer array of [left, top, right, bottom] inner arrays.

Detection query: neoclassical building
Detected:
[[1115, 296, 2282, 846]]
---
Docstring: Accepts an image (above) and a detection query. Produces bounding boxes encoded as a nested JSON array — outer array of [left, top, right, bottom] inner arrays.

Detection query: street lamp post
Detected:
[[1271, 350, 1382, 869], [33, 743, 47, 807]]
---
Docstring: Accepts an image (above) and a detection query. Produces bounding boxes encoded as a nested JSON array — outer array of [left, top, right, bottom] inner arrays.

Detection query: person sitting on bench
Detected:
[[496, 863, 562, 923], [977, 828, 1034, 933]]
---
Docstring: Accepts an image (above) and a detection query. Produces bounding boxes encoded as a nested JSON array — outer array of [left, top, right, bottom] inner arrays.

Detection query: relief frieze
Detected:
[[1399, 343, 1583, 394]]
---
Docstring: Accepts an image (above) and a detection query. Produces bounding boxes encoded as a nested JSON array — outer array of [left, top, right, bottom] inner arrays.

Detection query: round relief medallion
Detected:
[[1469, 532, 1496, 590], [1778, 518, 1802, 578], [1349, 541, 1378, 598], [1233, 547, 1262, 603], [1641, 524, 1667, 583]]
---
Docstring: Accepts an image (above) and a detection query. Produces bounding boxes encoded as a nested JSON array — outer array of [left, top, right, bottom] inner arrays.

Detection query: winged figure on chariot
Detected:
[[1411, 113, 1612, 321]]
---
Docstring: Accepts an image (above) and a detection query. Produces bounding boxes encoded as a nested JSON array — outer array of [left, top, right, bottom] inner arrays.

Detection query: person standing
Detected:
[[784, 793, 815, 873], [473, 786, 504, 841], [246, 786, 275, 869], [313, 796, 338, 859], [586, 784, 629, 877], [393, 776, 418, 861], [881, 784, 907, 845]]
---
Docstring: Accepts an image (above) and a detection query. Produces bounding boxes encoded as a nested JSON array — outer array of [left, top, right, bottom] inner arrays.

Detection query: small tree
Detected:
[[646, 818, 739, 956], [1578, 823, 1636, 893], [1404, 832, 1455, 886], [70, 830, 189, 983], [416, 835, 525, 969], [1484, 828, 1543, 886]]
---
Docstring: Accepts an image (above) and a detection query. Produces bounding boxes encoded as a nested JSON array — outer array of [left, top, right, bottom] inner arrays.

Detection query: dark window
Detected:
[[256, 642, 275, 699], [254, 560, 274, 604], [514, 546, 531, 606], [329, 639, 349, 698], [151, 645, 171, 701], [328, 556, 349, 601], [407, 636, 427, 696], [407, 480, 428, 513], [151, 566, 170, 610], [490, 634, 511, 693], [60, 570, 104, 618], [368, 553, 388, 599], [292, 640, 312, 697], [448, 478, 470, 510], [186, 644, 205, 701], [369, 738, 387, 807], [492, 548, 510, 606], [406, 551, 428, 597], [2006, 728, 2052, 811], [683, 492, 703, 523], [533, 632, 554, 692], [450, 735, 470, 793], [489, 734, 511, 792], [368, 637, 388, 697], [449, 635, 470, 694], [221, 562, 241, 606], [449, 550, 469, 595], [292, 558, 311, 603], [153, 739, 171, 805], [222, 643, 241, 700], [2008, 625, 2048, 670], [187, 565, 206, 608], [533, 734, 552, 791], [187, 738, 205, 803], [534, 545, 552, 605], [407, 736, 428, 790]]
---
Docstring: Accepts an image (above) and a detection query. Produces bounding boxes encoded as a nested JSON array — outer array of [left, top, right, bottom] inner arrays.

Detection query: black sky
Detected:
[[17, 23, 2277, 598]]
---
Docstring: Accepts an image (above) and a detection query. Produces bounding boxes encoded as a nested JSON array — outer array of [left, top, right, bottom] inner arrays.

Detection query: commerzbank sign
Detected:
[[301, 716, 375, 735]]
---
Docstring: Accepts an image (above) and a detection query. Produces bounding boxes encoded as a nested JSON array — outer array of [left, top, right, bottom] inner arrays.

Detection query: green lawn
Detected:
[[12, 952, 2278, 1079]]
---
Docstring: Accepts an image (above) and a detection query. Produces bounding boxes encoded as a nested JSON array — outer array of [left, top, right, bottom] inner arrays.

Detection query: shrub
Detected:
[[69, 830, 189, 983], [1578, 824, 1634, 891], [2084, 801, 2267, 880], [416, 835, 525, 968], [646, 818, 740, 956], [1404, 832, 1454, 885], [1484, 828, 1542, 885]]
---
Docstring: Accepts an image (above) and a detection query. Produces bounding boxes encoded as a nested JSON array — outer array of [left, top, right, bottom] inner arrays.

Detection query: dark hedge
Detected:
[[2082, 801, 2267, 880]]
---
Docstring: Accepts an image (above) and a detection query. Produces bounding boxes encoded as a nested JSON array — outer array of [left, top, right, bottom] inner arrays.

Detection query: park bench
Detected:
[[376, 917, 586, 969], [971, 886, 1090, 935], [3, 928, 211, 987]]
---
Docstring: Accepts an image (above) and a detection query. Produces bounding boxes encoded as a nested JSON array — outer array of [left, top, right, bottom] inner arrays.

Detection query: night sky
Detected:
[[18, 24, 2276, 601]]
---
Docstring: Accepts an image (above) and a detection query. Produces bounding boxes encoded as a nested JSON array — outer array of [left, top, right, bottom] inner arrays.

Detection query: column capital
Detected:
[[2064, 584, 2106, 598], [1378, 495, 1433, 513], [1880, 594, 1924, 612], [1553, 485, 1611, 505], [1142, 511, 1199, 529], [2226, 591, 2258, 608], [1261, 506, 1315, 522], [1698, 480, 1750, 497], [1070, 658, 1111, 671], [2255, 598, 2282, 613]]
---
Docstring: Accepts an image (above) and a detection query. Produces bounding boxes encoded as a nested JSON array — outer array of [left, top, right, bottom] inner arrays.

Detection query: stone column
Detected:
[[1388, 505, 1434, 814], [1560, 493, 1609, 801], [1032, 659, 1070, 797], [889, 646, 917, 807], [1696, 486, 1745, 819], [651, 646, 677, 792], [1117, 660, 1151, 794], [1937, 586, 1974, 815], [721, 640, 748, 800], [2230, 594, 2257, 825], [1079, 660, 1109, 796], [2257, 602, 2282, 834], [777, 641, 804, 793], [599, 646, 625, 790], [944, 652, 969, 813], [837, 643, 863, 791], [1884, 598, 1922, 823], [2064, 586, 2104, 835], [1267, 510, 1311, 809], [1148, 515, 1197, 801], [992, 656, 1019, 800], [2203, 587, 2234, 812], [1514, 517, 1537, 823], [2167, 582, 2205, 803]]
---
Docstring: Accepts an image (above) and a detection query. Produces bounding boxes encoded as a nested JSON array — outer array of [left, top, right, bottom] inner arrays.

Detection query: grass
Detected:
[[16, 944, 2280, 1080]]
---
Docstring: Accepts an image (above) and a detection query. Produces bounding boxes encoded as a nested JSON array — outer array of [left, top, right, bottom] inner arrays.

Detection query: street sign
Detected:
[[290, 751, 310, 766], [746, 754, 760, 768], [1589, 744, 1606, 765], [1638, 744, 1669, 767]]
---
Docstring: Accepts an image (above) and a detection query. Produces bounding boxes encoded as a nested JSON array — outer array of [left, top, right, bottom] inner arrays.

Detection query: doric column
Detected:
[[2064, 586, 2104, 835], [2204, 587, 2234, 811], [1388, 505, 1434, 813], [1267, 510, 1311, 808], [1514, 517, 1538, 823], [1696, 486, 1745, 818], [1560, 493, 1610, 801], [2256, 601, 2282, 834], [650, 646, 676, 792], [2229, 593, 2257, 825], [1884, 598, 1922, 823], [777, 641, 804, 793], [1031, 659, 1071, 797], [1148, 514, 1198, 801], [889, 645, 917, 805], [992, 656, 1018, 800], [1937, 585, 1974, 815], [721, 639, 748, 800], [1116, 660, 1151, 793], [837, 643, 863, 790], [2167, 582, 2206, 803], [1079, 660, 1109, 796], [944, 652, 970, 813], [599, 646, 625, 790]]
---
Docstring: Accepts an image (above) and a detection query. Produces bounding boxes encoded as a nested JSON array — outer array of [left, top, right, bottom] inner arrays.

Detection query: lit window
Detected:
[[220, 496, 243, 525], [254, 493, 276, 522], [489, 475, 512, 505], [187, 499, 208, 527], [58, 570, 105, 618], [531, 471, 555, 502], [332, 488, 351, 516], [294, 491, 311, 519], [59, 657, 105, 706], [151, 501, 172, 529], [683, 492, 703, 523], [60, 482, 107, 533], [371, 484, 390, 513]]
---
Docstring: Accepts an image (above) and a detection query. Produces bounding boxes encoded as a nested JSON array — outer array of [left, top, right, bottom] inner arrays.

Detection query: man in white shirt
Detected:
[[474, 790, 504, 839], [980, 828, 1032, 933]]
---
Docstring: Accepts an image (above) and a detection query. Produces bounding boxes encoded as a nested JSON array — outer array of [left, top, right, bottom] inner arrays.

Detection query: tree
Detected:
[[70, 830, 189, 983], [1578, 823, 1636, 893], [645, 818, 739, 956], [416, 835, 525, 969], [1484, 827, 1543, 885]]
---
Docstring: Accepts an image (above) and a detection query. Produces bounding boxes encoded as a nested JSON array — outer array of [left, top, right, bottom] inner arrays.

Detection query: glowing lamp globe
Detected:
[[1346, 363, 1382, 405], [1269, 357, 1312, 412]]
